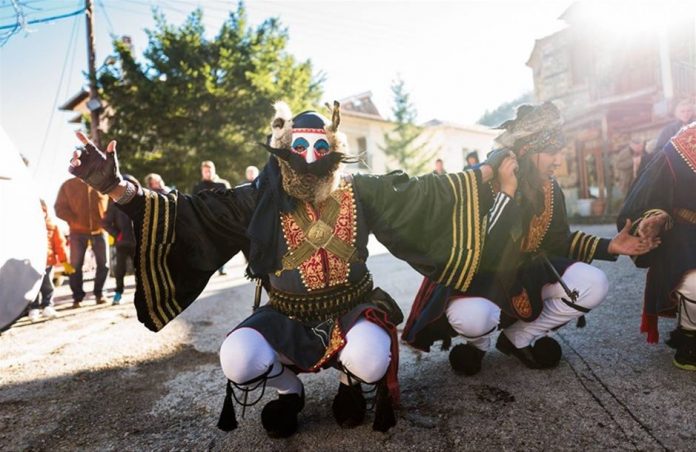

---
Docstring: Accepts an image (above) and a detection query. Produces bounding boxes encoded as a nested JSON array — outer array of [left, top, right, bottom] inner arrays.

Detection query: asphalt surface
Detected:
[[1, 225, 693, 451]]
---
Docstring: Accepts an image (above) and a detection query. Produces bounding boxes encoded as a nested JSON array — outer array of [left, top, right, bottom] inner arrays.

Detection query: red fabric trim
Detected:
[[292, 128, 326, 134], [640, 312, 659, 343], [363, 308, 400, 407], [402, 277, 438, 340], [671, 123, 696, 173]]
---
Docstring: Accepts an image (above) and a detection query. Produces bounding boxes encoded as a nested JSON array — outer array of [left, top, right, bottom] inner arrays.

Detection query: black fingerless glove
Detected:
[[69, 142, 122, 193]]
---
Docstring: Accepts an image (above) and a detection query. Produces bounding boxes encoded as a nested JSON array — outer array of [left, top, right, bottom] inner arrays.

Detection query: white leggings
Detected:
[[446, 262, 609, 350], [219, 319, 391, 395], [677, 270, 696, 331]]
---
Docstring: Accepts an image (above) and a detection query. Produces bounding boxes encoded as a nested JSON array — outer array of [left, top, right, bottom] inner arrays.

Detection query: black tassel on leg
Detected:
[[372, 379, 396, 432], [217, 380, 238, 432]]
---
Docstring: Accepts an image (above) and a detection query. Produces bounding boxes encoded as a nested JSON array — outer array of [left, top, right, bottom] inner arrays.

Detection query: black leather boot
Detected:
[[673, 329, 696, 371]]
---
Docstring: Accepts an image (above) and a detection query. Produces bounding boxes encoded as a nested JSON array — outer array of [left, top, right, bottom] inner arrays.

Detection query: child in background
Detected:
[[28, 200, 74, 322]]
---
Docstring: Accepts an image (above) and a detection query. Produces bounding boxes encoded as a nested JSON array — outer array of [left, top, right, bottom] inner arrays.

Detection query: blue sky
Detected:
[[0, 0, 600, 203]]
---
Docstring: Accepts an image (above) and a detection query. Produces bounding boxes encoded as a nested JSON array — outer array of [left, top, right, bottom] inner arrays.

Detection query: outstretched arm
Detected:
[[354, 165, 494, 293], [68, 132, 256, 331]]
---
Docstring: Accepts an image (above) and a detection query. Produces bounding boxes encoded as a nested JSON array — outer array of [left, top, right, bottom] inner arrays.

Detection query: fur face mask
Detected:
[[277, 157, 341, 204], [264, 101, 356, 203]]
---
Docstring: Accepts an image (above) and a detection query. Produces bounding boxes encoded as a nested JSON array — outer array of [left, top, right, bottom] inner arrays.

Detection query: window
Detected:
[[357, 137, 369, 169]]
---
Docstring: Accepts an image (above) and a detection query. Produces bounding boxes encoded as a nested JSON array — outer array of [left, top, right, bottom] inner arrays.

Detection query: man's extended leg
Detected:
[[91, 233, 109, 304], [68, 233, 88, 306]]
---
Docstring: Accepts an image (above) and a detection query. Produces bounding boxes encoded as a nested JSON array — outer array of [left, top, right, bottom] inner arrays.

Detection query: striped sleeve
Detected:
[[117, 186, 256, 331], [567, 231, 615, 263], [487, 192, 512, 234]]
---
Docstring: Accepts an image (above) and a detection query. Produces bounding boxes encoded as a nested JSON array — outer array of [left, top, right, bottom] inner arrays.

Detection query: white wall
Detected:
[[340, 114, 498, 175]]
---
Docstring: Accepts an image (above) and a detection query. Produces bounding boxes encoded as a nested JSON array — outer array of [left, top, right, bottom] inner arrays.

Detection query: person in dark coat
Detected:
[[403, 103, 657, 376], [102, 175, 138, 304], [640, 99, 694, 174], [618, 122, 696, 371]]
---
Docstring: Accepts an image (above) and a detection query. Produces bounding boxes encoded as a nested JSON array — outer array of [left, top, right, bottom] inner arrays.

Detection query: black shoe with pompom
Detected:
[[449, 343, 486, 376], [531, 336, 562, 368], [496, 333, 561, 369], [260, 390, 305, 438]]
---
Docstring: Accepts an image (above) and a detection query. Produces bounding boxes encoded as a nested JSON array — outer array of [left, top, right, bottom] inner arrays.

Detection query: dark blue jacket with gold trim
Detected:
[[618, 123, 696, 342]]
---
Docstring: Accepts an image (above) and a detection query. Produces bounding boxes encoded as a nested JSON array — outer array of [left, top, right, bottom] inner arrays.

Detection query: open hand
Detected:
[[608, 219, 661, 256], [69, 131, 122, 194]]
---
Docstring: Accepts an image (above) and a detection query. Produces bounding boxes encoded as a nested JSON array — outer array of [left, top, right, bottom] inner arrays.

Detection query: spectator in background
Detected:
[[433, 158, 447, 175], [144, 173, 171, 194], [192, 160, 231, 193], [464, 151, 480, 169], [54, 177, 109, 307], [643, 99, 695, 172], [245, 165, 259, 183], [28, 200, 74, 322], [192, 160, 232, 276], [614, 137, 647, 198], [102, 175, 138, 305]]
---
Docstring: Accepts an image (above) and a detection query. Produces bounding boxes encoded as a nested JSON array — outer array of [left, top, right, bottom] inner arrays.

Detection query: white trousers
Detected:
[[446, 262, 609, 350], [676, 270, 696, 331], [219, 319, 391, 395]]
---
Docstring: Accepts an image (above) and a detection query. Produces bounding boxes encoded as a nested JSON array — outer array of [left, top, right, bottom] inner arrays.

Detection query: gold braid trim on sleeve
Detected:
[[138, 190, 179, 331], [568, 231, 600, 263], [438, 171, 484, 293]]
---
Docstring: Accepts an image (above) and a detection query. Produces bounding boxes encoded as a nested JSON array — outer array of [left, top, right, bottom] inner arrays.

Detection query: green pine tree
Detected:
[[96, 4, 323, 190], [380, 77, 434, 175]]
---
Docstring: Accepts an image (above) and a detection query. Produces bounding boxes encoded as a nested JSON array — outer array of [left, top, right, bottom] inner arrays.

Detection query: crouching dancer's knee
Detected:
[[571, 264, 609, 311], [339, 319, 391, 384], [446, 297, 500, 339], [219, 327, 276, 385]]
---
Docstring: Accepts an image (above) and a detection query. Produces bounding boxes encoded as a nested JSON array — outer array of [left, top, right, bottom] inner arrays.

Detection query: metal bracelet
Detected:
[[115, 180, 137, 205]]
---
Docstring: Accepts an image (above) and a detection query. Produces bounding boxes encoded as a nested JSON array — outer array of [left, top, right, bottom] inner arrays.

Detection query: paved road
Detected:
[[1, 225, 693, 451]]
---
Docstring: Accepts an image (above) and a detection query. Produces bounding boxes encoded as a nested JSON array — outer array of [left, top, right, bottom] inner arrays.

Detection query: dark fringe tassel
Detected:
[[372, 379, 396, 432], [217, 380, 238, 432], [576, 315, 586, 328], [440, 336, 452, 351]]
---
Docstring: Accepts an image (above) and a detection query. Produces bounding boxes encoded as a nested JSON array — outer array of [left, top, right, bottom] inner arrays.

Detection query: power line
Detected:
[[34, 13, 80, 175], [97, 0, 114, 35], [0, 2, 80, 21], [0, 5, 84, 30]]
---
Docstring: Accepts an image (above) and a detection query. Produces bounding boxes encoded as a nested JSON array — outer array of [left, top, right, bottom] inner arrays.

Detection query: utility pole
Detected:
[[85, 0, 101, 148]]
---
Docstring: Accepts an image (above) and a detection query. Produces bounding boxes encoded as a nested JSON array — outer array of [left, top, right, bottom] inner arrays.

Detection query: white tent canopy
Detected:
[[0, 125, 46, 331]]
